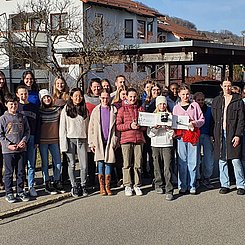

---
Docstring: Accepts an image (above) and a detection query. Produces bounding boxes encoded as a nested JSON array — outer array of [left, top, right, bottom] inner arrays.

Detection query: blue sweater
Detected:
[[200, 105, 213, 136]]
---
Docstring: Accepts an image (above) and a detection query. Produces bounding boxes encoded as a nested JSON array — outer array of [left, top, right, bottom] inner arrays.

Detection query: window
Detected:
[[50, 13, 68, 34], [94, 13, 103, 36], [124, 63, 133, 72], [31, 18, 46, 32], [10, 14, 26, 31], [147, 22, 153, 33], [137, 20, 145, 39], [125, 19, 133, 38], [196, 67, 203, 76]]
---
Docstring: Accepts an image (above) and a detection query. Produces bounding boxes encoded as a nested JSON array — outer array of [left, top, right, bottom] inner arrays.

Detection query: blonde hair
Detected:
[[52, 76, 69, 101], [111, 85, 127, 104]]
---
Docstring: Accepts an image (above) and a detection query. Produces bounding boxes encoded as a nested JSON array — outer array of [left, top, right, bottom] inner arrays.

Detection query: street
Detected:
[[0, 183, 244, 245]]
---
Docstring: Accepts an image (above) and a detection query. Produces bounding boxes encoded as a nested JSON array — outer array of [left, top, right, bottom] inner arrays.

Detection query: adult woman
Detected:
[[0, 71, 10, 190], [59, 88, 89, 197], [20, 70, 40, 106], [212, 79, 245, 195], [88, 89, 118, 195]]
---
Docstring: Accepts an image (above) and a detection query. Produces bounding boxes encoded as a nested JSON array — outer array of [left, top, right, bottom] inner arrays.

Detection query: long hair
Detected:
[[20, 70, 39, 92], [0, 71, 10, 104], [52, 76, 69, 101], [86, 78, 101, 97], [101, 78, 112, 93], [66, 88, 87, 119], [111, 85, 127, 104]]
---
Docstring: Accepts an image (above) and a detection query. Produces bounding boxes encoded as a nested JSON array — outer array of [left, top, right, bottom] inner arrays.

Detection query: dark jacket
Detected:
[[211, 93, 244, 160]]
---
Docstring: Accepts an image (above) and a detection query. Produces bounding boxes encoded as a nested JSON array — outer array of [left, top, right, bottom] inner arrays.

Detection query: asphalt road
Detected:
[[0, 184, 244, 245]]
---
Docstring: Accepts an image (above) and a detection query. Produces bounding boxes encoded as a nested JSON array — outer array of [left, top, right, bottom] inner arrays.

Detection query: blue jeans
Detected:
[[177, 138, 198, 191], [26, 135, 36, 188], [39, 143, 61, 182], [219, 131, 245, 189], [97, 161, 112, 175], [197, 134, 214, 180]]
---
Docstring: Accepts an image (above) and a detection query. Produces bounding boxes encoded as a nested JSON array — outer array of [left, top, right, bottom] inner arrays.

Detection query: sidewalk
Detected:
[[0, 169, 72, 220]]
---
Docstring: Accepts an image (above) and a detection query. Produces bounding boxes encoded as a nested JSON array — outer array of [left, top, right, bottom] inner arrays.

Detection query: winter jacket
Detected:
[[173, 101, 205, 128], [211, 93, 244, 160], [116, 103, 145, 144], [88, 104, 118, 163], [59, 105, 89, 152], [200, 104, 213, 136]]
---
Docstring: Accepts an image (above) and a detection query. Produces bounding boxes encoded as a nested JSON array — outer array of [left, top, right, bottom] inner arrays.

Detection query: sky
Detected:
[[139, 0, 245, 36]]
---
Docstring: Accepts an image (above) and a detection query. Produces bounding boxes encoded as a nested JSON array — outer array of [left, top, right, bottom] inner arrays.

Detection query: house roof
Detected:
[[81, 0, 163, 17], [158, 17, 210, 41]]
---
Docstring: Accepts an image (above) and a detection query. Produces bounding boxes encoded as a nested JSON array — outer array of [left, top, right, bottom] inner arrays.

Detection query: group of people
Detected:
[[0, 71, 244, 204]]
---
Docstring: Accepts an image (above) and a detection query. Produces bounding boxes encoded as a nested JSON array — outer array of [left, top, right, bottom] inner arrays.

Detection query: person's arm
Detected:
[[18, 116, 30, 149], [59, 108, 68, 152], [88, 110, 96, 153], [116, 107, 131, 132]]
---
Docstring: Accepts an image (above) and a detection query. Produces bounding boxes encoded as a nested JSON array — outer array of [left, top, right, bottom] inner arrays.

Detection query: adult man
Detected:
[[110, 75, 127, 99]]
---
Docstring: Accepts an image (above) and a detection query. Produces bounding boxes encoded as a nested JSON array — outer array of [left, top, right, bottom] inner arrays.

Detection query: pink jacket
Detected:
[[173, 101, 205, 128]]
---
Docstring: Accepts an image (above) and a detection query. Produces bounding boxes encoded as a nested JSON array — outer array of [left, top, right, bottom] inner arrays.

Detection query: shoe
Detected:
[[105, 174, 112, 196], [16, 192, 30, 202], [71, 186, 79, 197], [98, 174, 106, 196], [117, 179, 123, 187], [5, 193, 16, 203], [81, 186, 88, 197], [155, 187, 163, 194], [125, 186, 133, 196], [202, 179, 214, 189], [190, 188, 196, 195], [219, 187, 230, 194], [133, 186, 143, 196], [179, 189, 188, 195], [166, 193, 174, 201], [29, 187, 38, 197], [237, 188, 245, 195], [45, 182, 58, 195], [53, 181, 65, 193]]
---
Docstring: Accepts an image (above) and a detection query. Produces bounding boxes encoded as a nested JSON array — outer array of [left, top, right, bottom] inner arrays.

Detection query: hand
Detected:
[[7, 144, 18, 151], [17, 141, 26, 149], [91, 146, 95, 153], [131, 121, 139, 130], [35, 144, 39, 149], [188, 122, 195, 131], [232, 136, 240, 148]]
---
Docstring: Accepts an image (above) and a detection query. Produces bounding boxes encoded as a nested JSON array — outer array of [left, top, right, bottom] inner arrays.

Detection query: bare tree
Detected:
[[0, 0, 122, 88]]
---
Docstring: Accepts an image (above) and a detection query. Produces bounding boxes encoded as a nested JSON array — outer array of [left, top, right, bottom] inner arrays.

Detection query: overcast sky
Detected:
[[139, 0, 245, 36]]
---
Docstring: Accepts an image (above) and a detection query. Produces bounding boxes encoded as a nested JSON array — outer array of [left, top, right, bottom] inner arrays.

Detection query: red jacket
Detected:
[[116, 103, 145, 144]]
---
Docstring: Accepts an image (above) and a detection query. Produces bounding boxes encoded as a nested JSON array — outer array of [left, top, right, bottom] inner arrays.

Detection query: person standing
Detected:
[[212, 79, 245, 195]]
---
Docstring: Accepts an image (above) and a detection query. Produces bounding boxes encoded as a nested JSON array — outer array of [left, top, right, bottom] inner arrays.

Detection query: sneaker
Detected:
[[125, 186, 133, 196], [202, 179, 214, 189], [179, 189, 188, 195], [53, 181, 65, 194], [81, 186, 88, 197], [190, 188, 196, 195], [219, 187, 230, 194], [71, 186, 79, 198], [16, 192, 30, 202], [166, 193, 174, 201], [133, 186, 143, 196], [237, 188, 245, 195], [5, 193, 16, 203], [29, 187, 38, 197], [155, 187, 163, 194], [45, 182, 58, 195]]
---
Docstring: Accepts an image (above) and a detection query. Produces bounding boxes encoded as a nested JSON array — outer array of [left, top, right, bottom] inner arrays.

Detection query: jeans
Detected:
[[39, 143, 61, 182], [97, 161, 112, 175], [219, 131, 245, 189], [3, 152, 25, 194], [65, 138, 87, 187], [26, 135, 36, 188], [121, 143, 143, 187], [197, 134, 214, 180], [152, 147, 173, 194], [177, 138, 198, 191]]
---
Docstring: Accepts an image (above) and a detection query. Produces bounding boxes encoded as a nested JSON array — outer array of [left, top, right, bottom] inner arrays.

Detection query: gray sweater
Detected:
[[0, 111, 30, 154]]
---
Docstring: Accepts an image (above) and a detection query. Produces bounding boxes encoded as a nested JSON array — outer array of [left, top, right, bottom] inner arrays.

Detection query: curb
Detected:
[[0, 193, 71, 220]]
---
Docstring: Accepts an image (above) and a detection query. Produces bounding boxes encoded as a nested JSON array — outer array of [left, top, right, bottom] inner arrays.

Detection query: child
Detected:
[[39, 89, 63, 194], [16, 85, 40, 197], [0, 93, 30, 203], [147, 96, 174, 201], [88, 89, 118, 196], [193, 92, 214, 189], [173, 84, 204, 195], [116, 88, 145, 196], [59, 88, 89, 197]]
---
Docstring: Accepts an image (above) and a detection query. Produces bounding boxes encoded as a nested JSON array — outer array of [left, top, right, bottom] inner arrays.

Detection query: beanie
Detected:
[[39, 89, 52, 101], [155, 96, 167, 107]]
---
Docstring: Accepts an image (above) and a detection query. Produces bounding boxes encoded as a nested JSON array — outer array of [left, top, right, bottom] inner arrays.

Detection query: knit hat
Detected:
[[155, 96, 167, 107], [39, 89, 52, 101]]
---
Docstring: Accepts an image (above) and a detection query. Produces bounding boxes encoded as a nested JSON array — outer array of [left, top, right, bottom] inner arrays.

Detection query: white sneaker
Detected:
[[29, 187, 38, 197], [133, 186, 143, 196], [125, 186, 133, 196]]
